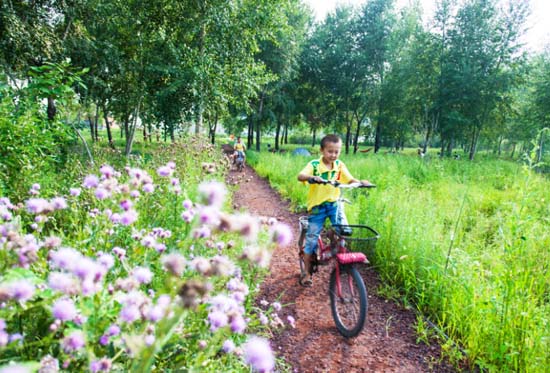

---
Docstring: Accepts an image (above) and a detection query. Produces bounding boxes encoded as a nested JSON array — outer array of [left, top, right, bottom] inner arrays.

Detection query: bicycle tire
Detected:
[[298, 229, 306, 277], [329, 265, 367, 338]]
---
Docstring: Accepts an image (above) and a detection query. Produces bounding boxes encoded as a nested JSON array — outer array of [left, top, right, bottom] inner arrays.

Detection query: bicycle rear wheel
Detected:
[[329, 265, 367, 338]]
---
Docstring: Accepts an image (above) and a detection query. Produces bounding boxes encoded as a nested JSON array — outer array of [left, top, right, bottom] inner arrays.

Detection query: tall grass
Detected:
[[249, 150, 550, 372]]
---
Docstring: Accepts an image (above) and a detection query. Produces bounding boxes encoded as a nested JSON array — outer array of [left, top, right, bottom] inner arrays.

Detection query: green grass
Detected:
[[248, 149, 550, 372]]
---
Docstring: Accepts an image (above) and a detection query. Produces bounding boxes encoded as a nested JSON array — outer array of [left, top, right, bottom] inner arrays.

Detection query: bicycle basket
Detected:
[[331, 224, 380, 253]]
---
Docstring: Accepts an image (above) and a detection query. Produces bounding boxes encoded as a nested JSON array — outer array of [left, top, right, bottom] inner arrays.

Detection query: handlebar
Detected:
[[307, 178, 376, 189]]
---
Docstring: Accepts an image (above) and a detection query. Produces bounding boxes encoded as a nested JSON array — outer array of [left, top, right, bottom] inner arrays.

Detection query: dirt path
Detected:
[[227, 164, 456, 373]]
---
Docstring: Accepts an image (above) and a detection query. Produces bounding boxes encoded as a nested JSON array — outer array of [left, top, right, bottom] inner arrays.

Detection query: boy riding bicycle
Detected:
[[297, 134, 374, 287]]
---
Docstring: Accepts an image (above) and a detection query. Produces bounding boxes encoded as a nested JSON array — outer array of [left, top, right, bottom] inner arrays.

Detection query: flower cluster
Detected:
[[0, 160, 291, 372]]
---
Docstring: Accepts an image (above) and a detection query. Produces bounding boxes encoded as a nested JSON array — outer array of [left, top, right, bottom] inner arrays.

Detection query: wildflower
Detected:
[[258, 313, 268, 325], [107, 324, 121, 336], [120, 199, 133, 211], [0, 364, 32, 373], [52, 299, 77, 322], [142, 183, 155, 193], [181, 210, 194, 223], [90, 358, 112, 372], [197, 206, 219, 225], [287, 315, 296, 328], [230, 315, 247, 333], [95, 188, 110, 200], [120, 209, 138, 226], [222, 339, 236, 353], [50, 247, 82, 271], [198, 181, 227, 207], [145, 334, 155, 346], [272, 302, 282, 312], [209, 255, 236, 277], [271, 223, 292, 247], [83, 175, 100, 189], [182, 199, 193, 210], [26, 198, 51, 214], [242, 246, 272, 268], [48, 272, 79, 295], [7, 280, 35, 303], [130, 190, 140, 198], [132, 267, 153, 284], [157, 165, 172, 177], [62, 330, 86, 353], [97, 253, 115, 269], [208, 310, 228, 331], [162, 253, 187, 276], [0, 206, 12, 221], [69, 188, 81, 197], [190, 257, 212, 276], [198, 340, 207, 350], [171, 178, 179, 186], [100, 165, 115, 179], [44, 236, 62, 248], [112, 247, 126, 259], [243, 336, 275, 373], [120, 305, 141, 323], [167, 161, 176, 169], [51, 197, 67, 210], [39, 355, 59, 372]]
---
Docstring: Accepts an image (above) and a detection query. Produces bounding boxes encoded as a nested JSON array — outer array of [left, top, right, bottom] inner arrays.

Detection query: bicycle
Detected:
[[298, 180, 379, 338]]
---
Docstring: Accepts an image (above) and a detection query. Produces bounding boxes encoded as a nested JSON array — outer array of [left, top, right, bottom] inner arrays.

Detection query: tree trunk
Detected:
[[88, 114, 96, 142], [275, 121, 281, 151], [510, 143, 516, 159], [102, 110, 114, 149], [537, 130, 545, 164], [469, 127, 479, 161], [255, 91, 266, 152], [124, 99, 142, 157], [247, 114, 254, 149], [94, 105, 99, 142], [311, 128, 316, 147], [47, 96, 56, 121]]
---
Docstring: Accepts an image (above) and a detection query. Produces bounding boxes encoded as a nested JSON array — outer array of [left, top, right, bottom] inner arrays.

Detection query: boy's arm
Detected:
[[297, 163, 323, 183]]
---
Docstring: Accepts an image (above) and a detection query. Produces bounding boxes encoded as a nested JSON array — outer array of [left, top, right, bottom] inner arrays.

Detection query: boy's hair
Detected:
[[320, 134, 342, 149]]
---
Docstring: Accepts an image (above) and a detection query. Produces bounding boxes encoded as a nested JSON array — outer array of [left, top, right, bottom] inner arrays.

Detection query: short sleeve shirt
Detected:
[[234, 143, 245, 152], [300, 158, 354, 211]]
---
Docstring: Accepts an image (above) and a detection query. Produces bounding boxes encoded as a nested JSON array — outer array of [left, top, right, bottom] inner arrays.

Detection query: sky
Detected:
[[303, 0, 549, 53]]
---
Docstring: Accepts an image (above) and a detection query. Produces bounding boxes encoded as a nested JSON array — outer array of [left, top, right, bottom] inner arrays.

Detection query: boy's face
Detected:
[[320, 140, 342, 164]]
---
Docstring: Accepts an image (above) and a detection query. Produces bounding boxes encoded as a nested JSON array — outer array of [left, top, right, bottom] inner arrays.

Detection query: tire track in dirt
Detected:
[[227, 164, 456, 373]]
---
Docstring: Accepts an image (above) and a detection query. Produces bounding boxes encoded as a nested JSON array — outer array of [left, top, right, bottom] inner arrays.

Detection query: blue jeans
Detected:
[[303, 202, 347, 255]]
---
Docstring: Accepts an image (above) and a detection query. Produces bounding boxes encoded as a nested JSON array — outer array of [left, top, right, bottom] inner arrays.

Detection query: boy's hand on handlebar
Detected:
[[360, 180, 376, 188], [308, 176, 326, 184]]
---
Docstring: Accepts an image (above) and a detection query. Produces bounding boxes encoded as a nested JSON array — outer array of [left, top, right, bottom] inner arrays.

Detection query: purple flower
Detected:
[[208, 310, 228, 331], [130, 190, 140, 198], [0, 363, 31, 373], [99, 334, 109, 346], [95, 188, 111, 200], [230, 315, 247, 333], [132, 267, 153, 284], [52, 299, 77, 322], [157, 166, 172, 177], [243, 336, 275, 372], [100, 165, 115, 179], [222, 339, 235, 353], [70, 188, 81, 197], [258, 313, 268, 325], [272, 302, 282, 312], [120, 210, 138, 226], [287, 315, 296, 328], [83, 175, 100, 188], [62, 330, 86, 352], [142, 183, 155, 193], [162, 253, 187, 276], [112, 247, 126, 259], [48, 272, 79, 295], [90, 357, 112, 372], [120, 305, 141, 323], [110, 213, 121, 224], [26, 198, 51, 214], [198, 181, 227, 207], [51, 197, 68, 210], [167, 161, 176, 169], [50, 247, 82, 271], [145, 334, 155, 346], [8, 280, 35, 302], [181, 210, 194, 223], [97, 253, 115, 269], [182, 199, 193, 210], [271, 223, 292, 247], [119, 199, 133, 211], [107, 324, 121, 336]]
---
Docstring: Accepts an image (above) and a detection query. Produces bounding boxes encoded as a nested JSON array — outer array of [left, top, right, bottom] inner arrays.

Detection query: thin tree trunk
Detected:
[[247, 114, 254, 149], [510, 143, 516, 159], [124, 99, 142, 157], [88, 114, 96, 142], [102, 110, 114, 149], [93, 106, 99, 142], [47, 96, 56, 121], [256, 91, 266, 152], [311, 128, 316, 147]]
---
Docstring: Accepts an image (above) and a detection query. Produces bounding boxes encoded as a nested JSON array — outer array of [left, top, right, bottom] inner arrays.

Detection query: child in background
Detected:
[[297, 134, 373, 286]]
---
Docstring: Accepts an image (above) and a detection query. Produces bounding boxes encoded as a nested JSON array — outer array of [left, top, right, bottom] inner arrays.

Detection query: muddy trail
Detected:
[[227, 164, 456, 373]]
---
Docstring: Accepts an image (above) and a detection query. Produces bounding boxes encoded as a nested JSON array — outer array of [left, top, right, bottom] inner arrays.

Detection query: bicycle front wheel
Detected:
[[329, 265, 367, 338]]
